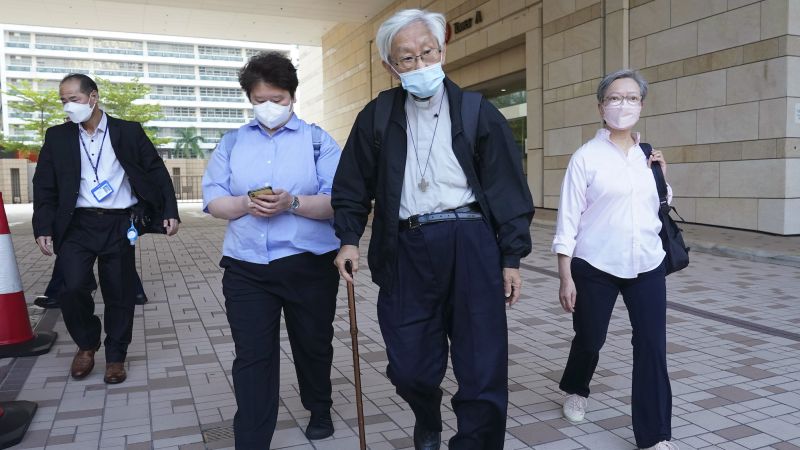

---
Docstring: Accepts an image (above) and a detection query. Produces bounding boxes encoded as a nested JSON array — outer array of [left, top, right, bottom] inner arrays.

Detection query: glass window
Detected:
[[245, 49, 263, 59], [487, 90, 527, 109], [5, 55, 32, 71], [37, 80, 61, 92], [7, 104, 35, 119], [95, 60, 144, 77], [35, 34, 89, 51], [198, 45, 242, 61], [148, 42, 195, 58], [9, 124, 37, 140], [94, 39, 143, 55], [156, 127, 182, 138], [199, 87, 244, 102], [198, 66, 238, 81], [199, 128, 229, 143], [36, 57, 91, 74], [148, 63, 196, 79], [149, 85, 196, 100], [5, 31, 31, 48], [161, 107, 197, 121], [200, 108, 243, 122], [507, 117, 527, 175]]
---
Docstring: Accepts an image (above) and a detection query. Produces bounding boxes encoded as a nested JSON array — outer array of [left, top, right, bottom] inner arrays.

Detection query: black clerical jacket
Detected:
[[332, 78, 534, 292]]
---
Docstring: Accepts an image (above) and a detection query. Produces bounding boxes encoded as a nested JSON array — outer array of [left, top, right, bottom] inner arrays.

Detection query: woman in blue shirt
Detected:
[[202, 52, 341, 448]]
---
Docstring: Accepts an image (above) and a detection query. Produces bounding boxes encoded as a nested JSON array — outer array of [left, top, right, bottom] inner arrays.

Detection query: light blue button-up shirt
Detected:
[[202, 115, 341, 264]]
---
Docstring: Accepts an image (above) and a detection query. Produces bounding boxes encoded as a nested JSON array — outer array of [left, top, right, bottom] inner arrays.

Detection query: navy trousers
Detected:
[[559, 257, 672, 448], [45, 256, 144, 298], [56, 210, 138, 362], [222, 251, 339, 449], [378, 219, 508, 450]]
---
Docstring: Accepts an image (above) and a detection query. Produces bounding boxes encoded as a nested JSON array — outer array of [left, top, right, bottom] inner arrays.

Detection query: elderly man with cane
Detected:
[[332, 8, 534, 450]]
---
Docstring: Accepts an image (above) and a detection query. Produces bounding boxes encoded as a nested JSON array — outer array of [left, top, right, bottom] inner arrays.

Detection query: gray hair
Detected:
[[596, 69, 648, 103], [376, 9, 446, 64]]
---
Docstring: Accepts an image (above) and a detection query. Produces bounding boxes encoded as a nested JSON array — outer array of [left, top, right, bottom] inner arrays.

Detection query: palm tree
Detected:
[[173, 128, 205, 159]]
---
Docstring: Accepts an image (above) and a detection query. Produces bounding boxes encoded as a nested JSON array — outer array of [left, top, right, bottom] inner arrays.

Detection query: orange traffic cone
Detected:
[[0, 192, 56, 358], [0, 402, 38, 449]]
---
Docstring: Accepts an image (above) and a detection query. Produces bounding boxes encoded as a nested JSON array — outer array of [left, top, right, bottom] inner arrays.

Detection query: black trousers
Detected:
[[45, 255, 144, 298], [56, 210, 138, 362], [559, 257, 672, 448], [221, 251, 339, 449], [378, 220, 508, 450]]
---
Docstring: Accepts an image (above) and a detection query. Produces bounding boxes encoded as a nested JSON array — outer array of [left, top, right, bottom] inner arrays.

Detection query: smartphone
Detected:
[[247, 186, 274, 198]]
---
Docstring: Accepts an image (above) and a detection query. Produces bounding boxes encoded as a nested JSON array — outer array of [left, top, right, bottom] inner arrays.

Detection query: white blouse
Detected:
[[551, 128, 671, 279]]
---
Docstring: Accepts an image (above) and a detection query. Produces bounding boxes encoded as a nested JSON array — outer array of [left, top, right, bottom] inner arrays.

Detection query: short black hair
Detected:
[[238, 51, 298, 98], [60, 73, 98, 95]]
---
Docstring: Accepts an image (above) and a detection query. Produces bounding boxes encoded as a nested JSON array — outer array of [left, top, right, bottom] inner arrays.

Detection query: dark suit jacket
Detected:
[[32, 114, 179, 252]]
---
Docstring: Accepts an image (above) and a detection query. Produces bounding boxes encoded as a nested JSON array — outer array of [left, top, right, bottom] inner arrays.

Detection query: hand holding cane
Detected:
[[345, 259, 367, 450]]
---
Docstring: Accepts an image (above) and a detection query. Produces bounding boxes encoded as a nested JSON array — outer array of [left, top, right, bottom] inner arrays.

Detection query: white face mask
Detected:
[[602, 103, 641, 130], [64, 98, 95, 124], [393, 62, 445, 99], [253, 100, 293, 129]]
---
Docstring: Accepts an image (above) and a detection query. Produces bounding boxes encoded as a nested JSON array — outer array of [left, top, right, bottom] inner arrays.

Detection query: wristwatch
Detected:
[[290, 195, 300, 212]]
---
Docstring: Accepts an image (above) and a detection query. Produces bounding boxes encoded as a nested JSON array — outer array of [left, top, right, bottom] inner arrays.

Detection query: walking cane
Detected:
[[345, 259, 367, 450]]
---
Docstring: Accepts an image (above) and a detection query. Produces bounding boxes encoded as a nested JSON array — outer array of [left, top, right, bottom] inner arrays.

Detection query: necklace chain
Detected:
[[405, 90, 445, 192]]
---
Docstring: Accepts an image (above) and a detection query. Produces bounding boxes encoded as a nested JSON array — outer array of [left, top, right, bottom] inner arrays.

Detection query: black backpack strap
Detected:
[[373, 89, 396, 153], [310, 123, 322, 161], [460, 91, 482, 152], [640, 142, 669, 209]]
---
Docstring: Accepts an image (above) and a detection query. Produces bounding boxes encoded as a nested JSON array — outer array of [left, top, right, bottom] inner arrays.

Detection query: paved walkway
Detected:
[[2, 203, 800, 450]]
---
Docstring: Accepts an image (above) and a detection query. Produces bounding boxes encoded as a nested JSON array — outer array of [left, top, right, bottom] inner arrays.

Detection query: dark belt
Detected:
[[400, 203, 483, 231], [75, 207, 131, 216]]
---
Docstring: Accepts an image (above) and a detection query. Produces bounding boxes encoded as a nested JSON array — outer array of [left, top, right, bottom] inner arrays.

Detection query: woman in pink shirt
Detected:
[[551, 69, 678, 450]]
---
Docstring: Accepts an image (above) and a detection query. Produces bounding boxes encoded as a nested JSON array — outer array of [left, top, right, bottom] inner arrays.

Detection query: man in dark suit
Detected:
[[32, 73, 179, 384]]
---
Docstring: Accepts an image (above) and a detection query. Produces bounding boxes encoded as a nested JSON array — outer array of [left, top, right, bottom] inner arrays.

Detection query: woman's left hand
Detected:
[[251, 188, 292, 217], [648, 149, 667, 177]]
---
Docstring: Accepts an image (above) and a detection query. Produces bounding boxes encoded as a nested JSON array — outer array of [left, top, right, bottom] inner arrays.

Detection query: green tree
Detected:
[[173, 128, 205, 159], [96, 77, 168, 145], [6, 80, 63, 147]]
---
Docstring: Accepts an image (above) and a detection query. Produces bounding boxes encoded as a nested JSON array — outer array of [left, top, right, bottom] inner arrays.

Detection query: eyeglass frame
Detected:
[[391, 48, 443, 70], [602, 94, 643, 106]]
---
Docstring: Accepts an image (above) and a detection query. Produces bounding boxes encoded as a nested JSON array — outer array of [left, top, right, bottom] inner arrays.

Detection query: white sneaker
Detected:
[[642, 441, 679, 450], [562, 394, 587, 423]]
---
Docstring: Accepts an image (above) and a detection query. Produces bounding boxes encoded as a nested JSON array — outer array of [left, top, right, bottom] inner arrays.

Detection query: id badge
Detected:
[[91, 180, 114, 202]]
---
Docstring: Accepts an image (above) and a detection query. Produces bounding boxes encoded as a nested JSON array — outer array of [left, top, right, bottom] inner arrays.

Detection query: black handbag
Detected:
[[130, 202, 167, 235], [640, 143, 690, 275]]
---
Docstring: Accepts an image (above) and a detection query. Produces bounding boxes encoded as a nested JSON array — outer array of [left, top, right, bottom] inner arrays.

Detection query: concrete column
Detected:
[[604, 0, 629, 73], [526, 17, 543, 207]]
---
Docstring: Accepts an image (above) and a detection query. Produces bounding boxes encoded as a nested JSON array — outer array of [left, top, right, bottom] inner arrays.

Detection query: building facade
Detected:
[[320, 0, 800, 235], [0, 24, 328, 204], [0, 24, 299, 153]]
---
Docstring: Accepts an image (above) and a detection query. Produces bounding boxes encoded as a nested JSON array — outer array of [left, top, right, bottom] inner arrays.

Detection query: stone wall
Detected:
[[321, 0, 800, 234], [296, 46, 325, 125]]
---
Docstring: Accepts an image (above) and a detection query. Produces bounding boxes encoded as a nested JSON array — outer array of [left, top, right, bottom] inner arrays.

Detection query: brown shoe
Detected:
[[70, 343, 100, 379], [104, 362, 127, 384]]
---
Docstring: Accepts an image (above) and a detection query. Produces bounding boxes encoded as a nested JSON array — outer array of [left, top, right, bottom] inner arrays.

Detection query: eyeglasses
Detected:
[[392, 48, 442, 70], [603, 94, 642, 106]]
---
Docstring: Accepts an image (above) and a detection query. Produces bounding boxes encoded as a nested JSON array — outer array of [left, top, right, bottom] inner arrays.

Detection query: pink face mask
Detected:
[[603, 103, 641, 130]]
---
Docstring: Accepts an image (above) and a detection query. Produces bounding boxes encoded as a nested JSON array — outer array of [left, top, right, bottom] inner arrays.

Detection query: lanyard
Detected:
[[79, 122, 109, 183]]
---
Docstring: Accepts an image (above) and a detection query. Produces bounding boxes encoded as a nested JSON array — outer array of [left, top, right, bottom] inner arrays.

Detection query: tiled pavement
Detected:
[[2, 203, 800, 450]]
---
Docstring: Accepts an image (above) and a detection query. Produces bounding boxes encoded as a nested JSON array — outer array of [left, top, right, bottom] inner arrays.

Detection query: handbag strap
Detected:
[[640, 143, 669, 210]]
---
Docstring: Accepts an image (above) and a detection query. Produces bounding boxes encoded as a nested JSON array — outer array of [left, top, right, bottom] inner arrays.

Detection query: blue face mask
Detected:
[[396, 62, 445, 98]]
